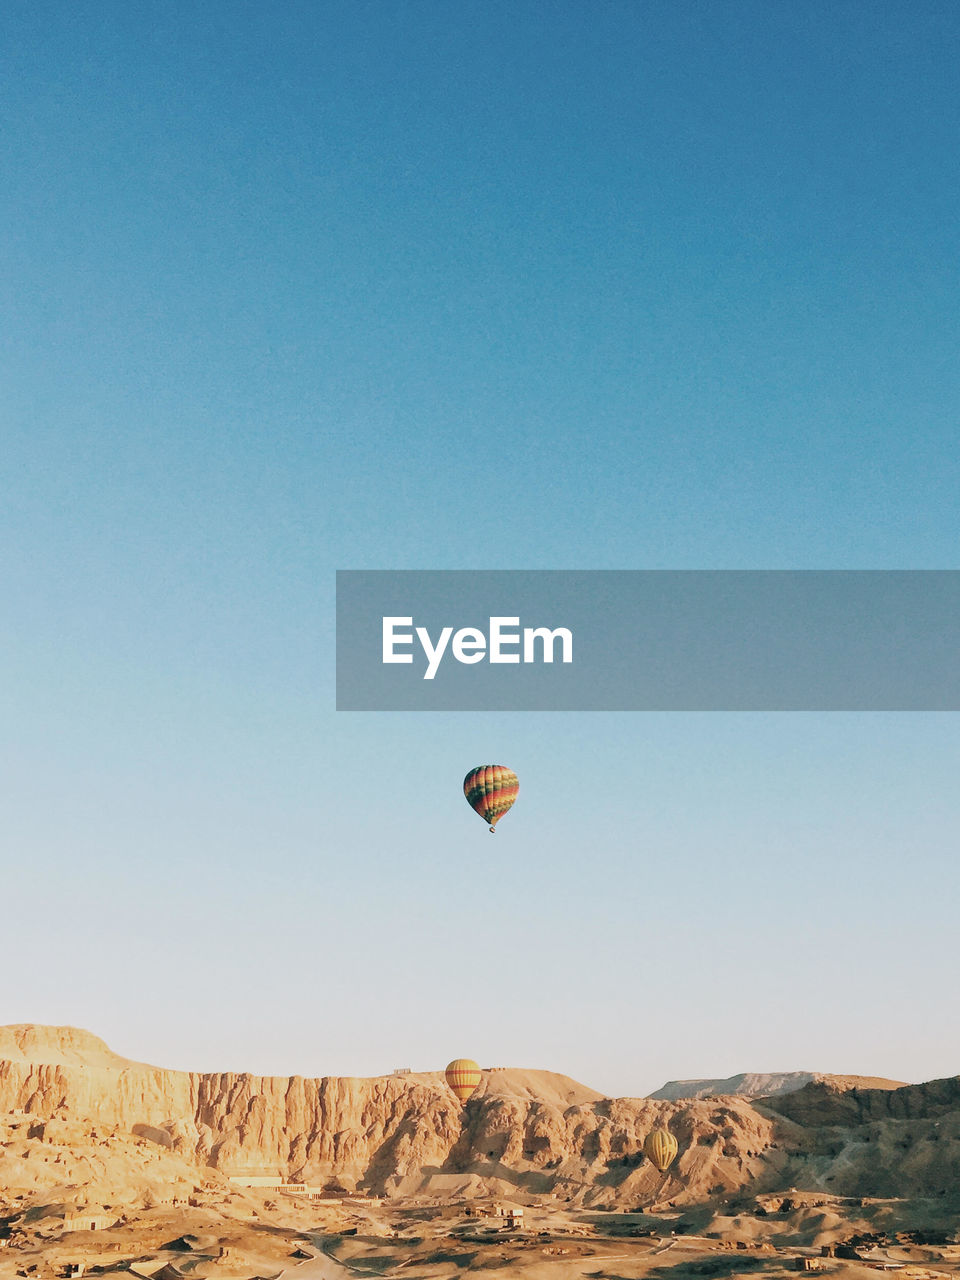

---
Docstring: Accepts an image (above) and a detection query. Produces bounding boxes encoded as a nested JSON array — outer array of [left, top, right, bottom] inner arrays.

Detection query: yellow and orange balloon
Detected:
[[445, 1058, 482, 1104], [463, 765, 519, 833]]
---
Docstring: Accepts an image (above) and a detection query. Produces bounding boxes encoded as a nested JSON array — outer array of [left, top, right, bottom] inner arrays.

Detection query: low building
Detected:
[[486, 1204, 524, 1229], [279, 1185, 329, 1201], [228, 1174, 329, 1199], [61, 1213, 115, 1234]]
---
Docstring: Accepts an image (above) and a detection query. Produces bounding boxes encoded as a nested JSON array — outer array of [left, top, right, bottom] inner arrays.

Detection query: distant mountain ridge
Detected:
[[649, 1070, 906, 1100]]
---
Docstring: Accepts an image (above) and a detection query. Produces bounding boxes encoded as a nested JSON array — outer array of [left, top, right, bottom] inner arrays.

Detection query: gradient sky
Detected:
[[1, 0, 958, 1097]]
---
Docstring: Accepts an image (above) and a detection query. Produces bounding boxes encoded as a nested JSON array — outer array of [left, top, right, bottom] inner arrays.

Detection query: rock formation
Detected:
[[0, 1026, 773, 1204], [650, 1070, 905, 1101], [0, 1025, 958, 1216]]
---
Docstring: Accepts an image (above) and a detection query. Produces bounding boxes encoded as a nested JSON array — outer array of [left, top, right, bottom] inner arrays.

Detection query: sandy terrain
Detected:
[[4, 1187, 960, 1280]]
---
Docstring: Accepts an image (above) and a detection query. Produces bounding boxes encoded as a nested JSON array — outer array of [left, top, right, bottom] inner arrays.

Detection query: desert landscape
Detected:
[[1, 1026, 959, 1279]]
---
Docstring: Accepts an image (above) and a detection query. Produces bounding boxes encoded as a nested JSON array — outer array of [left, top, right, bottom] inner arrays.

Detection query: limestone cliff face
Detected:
[[444, 1090, 776, 1208], [0, 1028, 459, 1186], [0, 1026, 199, 1146], [0, 1026, 773, 1203], [1, 1026, 957, 1208]]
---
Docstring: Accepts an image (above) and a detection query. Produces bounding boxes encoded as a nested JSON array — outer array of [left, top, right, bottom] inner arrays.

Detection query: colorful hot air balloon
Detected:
[[463, 765, 519, 832], [643, 1127, 679, 1173], [445, 1058, 482, 1104]]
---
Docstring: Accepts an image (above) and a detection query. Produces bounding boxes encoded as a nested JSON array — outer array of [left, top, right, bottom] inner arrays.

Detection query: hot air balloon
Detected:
[[445, 1058, 482, 1104], [643, 1127, 679, 1173], [463, 765, 519, 832]]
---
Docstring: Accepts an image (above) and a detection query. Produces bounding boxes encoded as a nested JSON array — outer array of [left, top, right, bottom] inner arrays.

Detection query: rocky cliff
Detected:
[[0, 1026, 772, 1204], [0, 1026, 957, 1212]]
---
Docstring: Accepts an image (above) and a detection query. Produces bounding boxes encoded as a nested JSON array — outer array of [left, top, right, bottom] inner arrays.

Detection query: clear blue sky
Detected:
[[1, 0, 958, 1096]]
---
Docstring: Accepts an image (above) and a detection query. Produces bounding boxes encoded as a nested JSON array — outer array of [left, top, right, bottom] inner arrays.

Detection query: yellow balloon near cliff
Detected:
[[643, 1127, 679, 1173], [445, 1059, 482, 1104]]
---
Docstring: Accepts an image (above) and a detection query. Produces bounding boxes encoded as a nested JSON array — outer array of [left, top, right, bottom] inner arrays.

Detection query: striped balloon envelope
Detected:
[[643, 1127, 679, 1173], [445, 1058, 482, 1104], [463, 765, 519, 832]]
